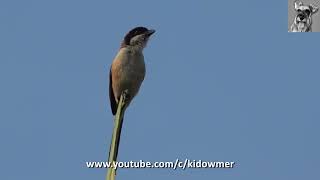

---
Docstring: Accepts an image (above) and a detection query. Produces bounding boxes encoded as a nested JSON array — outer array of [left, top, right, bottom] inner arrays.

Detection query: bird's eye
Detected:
[[297, 9, 301, 12]]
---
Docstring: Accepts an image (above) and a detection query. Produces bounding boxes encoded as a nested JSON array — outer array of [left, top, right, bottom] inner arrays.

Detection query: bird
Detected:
[[109, 26, 155, 115], [107, 27, 155, 179], [107, 26, 155, 164]]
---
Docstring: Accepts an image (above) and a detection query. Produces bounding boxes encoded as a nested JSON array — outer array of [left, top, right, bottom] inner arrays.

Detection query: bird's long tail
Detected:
[[106, 92, 126, 180]]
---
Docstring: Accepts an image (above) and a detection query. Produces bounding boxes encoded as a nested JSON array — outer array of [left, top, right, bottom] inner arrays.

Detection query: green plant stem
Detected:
[[106, 93, 126, 180]]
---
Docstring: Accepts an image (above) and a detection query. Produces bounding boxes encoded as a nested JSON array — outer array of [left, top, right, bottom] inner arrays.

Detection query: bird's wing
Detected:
[[109, 68, 117, 115]]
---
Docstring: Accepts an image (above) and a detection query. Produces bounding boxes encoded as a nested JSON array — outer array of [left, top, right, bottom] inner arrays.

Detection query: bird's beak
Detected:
[[146, 29, 155, 36]]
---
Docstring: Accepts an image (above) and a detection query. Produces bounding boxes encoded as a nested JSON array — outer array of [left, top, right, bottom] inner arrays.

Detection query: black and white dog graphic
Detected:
[[289, 1, 318, 32]]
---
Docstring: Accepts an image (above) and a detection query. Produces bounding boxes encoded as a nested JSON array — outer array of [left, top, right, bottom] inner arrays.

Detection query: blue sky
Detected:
[[1, 0, 319, 179]]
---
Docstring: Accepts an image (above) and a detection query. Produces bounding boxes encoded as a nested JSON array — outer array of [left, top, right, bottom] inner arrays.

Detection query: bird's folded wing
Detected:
[[109, 68, 117, 115]]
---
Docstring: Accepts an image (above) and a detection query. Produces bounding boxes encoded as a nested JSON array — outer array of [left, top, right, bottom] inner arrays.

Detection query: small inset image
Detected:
[[288, 0, 320, 32]]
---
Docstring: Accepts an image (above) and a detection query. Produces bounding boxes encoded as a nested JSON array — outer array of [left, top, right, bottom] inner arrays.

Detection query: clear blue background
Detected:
[[1, 0, 319, 179]]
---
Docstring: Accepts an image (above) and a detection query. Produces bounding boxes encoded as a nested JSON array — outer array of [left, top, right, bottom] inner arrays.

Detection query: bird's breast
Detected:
[[111, 48, 146, 99]]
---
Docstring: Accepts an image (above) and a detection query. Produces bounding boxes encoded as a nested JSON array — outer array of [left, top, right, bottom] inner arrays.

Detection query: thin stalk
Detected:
[[106, 93, 126, 180]]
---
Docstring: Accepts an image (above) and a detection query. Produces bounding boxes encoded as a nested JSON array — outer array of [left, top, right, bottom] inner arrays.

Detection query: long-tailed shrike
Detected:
[[109, 27, 155, 115]]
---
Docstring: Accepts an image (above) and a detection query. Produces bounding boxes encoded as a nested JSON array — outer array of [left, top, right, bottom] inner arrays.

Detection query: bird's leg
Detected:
[[121, 90, 129, 108]]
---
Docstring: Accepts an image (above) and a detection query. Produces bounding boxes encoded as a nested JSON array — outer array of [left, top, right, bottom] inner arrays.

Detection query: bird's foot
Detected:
[[122, 90, 129, 101], [120, 90, 129, 108]]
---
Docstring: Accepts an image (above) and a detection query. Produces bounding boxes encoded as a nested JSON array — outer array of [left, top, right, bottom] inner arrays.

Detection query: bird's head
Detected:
[[122, 27, 155, 49]]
